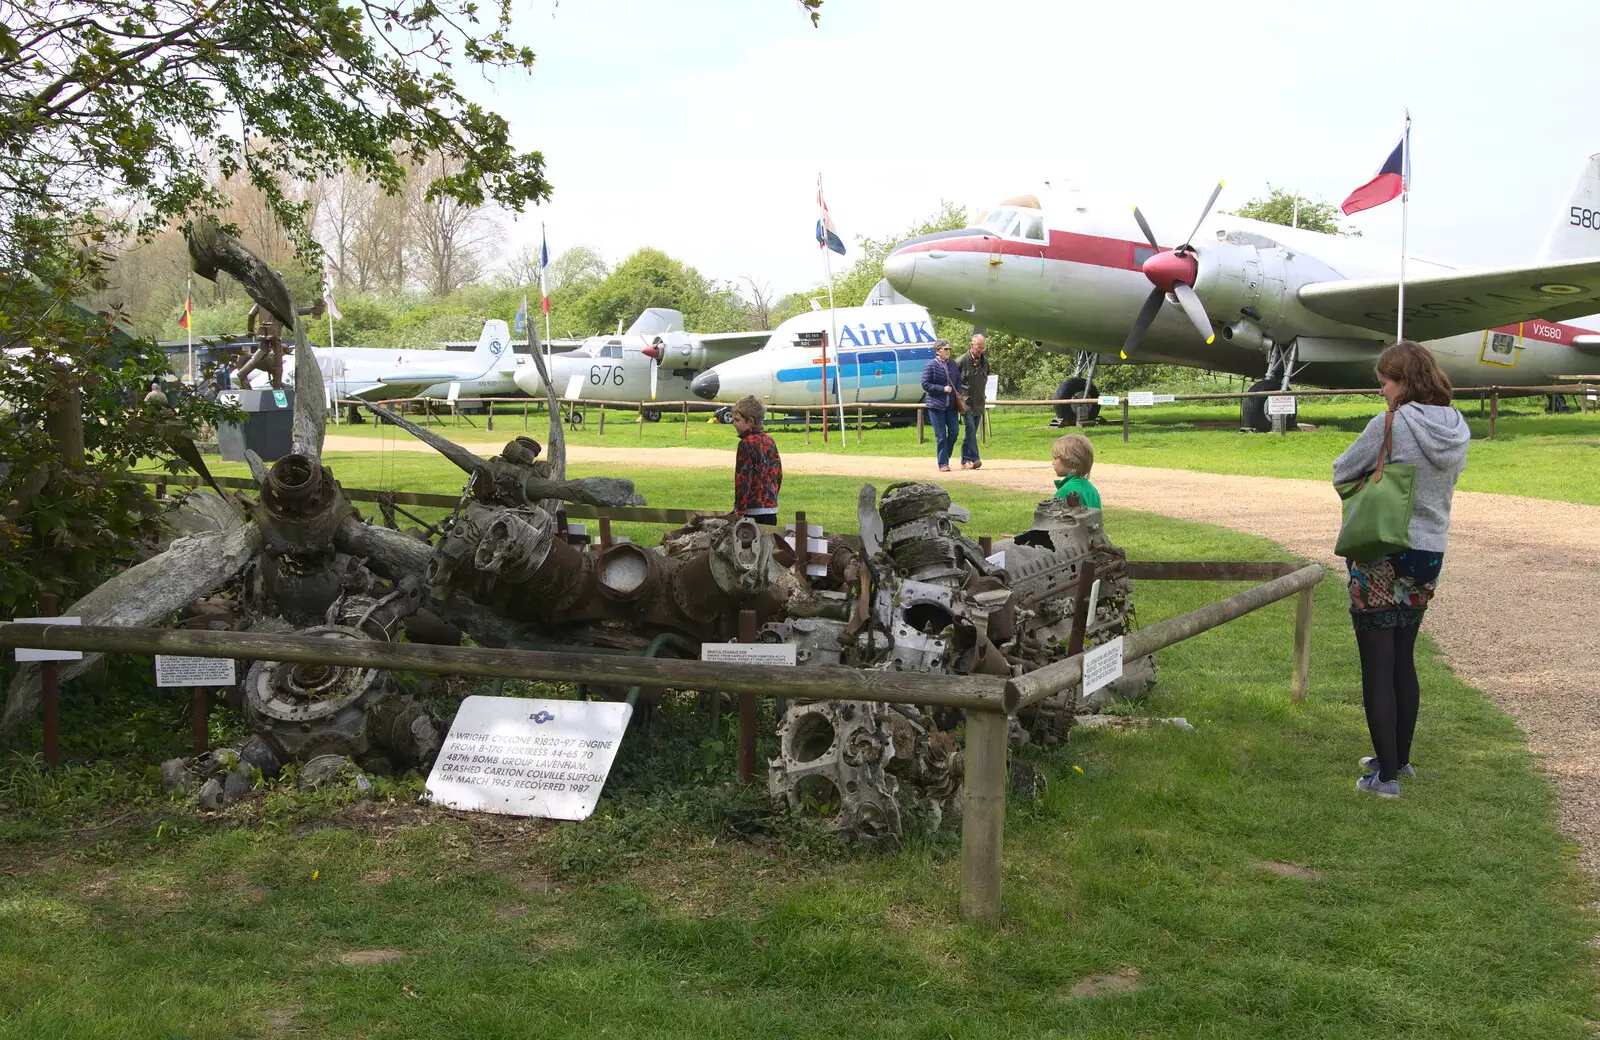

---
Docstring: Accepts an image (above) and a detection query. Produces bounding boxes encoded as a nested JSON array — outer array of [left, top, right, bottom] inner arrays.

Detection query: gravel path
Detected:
[[326, 433, 1600, 870]]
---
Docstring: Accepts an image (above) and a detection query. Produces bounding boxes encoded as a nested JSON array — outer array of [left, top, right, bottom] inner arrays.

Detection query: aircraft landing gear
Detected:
[[1241, 341, 1299, 434], [567, 408, 585, 429], [1050, 352, 1101, 428], [345, 404, 366, 424], [714, 406, 734, 424], [641, 408, 663, 423]]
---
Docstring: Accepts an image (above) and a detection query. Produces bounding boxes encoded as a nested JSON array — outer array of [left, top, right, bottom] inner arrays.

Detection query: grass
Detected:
[[323, 393, 1600, 505], [1, 471, 1594, 1037]]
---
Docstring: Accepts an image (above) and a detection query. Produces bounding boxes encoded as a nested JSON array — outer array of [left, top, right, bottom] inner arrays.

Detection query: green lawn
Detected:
[[1, 471, 1593, 1038], [328, 394, 1600, 505]]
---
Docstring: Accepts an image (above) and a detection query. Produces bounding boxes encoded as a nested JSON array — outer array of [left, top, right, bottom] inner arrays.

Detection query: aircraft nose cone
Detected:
[[690, 369, 720, 401], [883, 249, 916, 293], [1142, 250, 1199, 293]]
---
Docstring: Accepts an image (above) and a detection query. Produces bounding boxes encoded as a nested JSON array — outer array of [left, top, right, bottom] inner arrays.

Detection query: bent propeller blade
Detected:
[[1121, 287, 1166, 358], [1172, 283, 1216, 344]]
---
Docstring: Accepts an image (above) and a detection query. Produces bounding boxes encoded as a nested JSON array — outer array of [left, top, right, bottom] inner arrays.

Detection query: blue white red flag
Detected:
[[816, 176, 845, 255], [1342, 126, 1410, 215], [514, 294, 528, 335], [539, 224, 551, 315]]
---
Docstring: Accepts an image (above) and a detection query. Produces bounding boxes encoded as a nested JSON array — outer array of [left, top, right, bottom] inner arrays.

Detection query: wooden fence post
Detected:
[[737, 609, 759, 781], [1489, 388, 1499, 440], [523, 401, 529, 430], [916, 407, 925, 445], [804, 408, 811, 444], [682, 399, 689, 441], [598, 403, 605, 436], [191, 687, 209, 754], [960, 709, 1007, 923], [38, 592, 60, 766], [1121, 398, 1130, 443], [857, 405, 864, 445], [1293, 586, 1314, 705]]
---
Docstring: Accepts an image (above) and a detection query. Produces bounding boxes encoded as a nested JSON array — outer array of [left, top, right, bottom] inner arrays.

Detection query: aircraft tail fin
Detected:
[[1541, 154, 1600, 261], [472, 319, 513, 373]]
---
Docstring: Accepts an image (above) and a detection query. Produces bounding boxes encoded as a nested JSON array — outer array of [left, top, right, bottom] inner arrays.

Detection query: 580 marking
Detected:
[[1570, 207, 1600, 230]]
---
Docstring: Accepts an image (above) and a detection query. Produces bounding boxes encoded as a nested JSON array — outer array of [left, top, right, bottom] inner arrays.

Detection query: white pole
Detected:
[[185, 274, 193, 384], [1397, 111, 1410, 343], [541, 221, 552, 367], [824, 241, 846, 438]]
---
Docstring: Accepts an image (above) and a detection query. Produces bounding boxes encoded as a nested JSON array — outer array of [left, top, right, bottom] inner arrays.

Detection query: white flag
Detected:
[[322, 264, 342, 321]]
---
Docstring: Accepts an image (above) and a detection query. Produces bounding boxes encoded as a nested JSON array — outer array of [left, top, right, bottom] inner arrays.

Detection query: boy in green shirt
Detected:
[[1051, 433, 1102, 508]]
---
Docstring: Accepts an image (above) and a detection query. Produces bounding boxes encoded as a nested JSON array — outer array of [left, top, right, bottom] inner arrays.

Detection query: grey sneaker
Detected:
[[1357, 773, 1400, 798], [1359, 757, 1415, 778]]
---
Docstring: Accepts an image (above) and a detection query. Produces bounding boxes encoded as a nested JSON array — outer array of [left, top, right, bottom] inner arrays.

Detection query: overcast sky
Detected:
[[465, 0, 1600, 297]]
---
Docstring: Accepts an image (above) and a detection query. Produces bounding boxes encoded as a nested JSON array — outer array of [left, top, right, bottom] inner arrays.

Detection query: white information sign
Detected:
[[1083, 635, 1124, 696], [1266, 395, 1297, 416], [1153, 394, 1176, 404], [155, 655, 236, 687], [13, 616, 82, 662], [1128, 391, 1155, 407], [1098, 395, 1121, 406], [425, 696, 631, 820], [563, 373, 584, 400], [700, 642, 797, 666], [446, 381, 462, 404], [984, 374, 999, 405]]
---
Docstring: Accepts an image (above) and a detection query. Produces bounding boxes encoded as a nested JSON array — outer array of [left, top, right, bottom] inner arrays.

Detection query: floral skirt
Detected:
[[1346, 549, 1443, 631]]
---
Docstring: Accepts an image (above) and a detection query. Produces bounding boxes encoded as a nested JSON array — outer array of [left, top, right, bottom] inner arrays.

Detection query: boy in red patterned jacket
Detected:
[[732, 395, 781, 525]]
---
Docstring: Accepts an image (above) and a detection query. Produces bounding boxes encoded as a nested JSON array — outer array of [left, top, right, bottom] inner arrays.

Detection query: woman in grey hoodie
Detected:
[[1332, 341, 1471, 798]]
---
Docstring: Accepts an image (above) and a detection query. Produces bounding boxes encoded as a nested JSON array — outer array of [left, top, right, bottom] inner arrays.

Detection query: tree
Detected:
[[576, 248, 713, 335], [545, 246, 609, 292], [409, 154, 502, 296], [1226, 186, 1356, 236], [741, 276, 775, 329]]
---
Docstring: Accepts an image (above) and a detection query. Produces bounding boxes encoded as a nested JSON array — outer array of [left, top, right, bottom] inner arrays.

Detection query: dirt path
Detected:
[[327, 434, 1600, 870]]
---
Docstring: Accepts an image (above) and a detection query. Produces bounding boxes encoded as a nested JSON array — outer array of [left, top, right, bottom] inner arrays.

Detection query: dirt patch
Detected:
[[263, 1005, 304, 1035], [1067, 967, 1143, 998], [337, 948, 406, 966], [1257, 860, 1321, 880]]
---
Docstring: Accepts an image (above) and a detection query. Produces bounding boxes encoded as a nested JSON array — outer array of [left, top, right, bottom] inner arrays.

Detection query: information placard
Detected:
[[425, 696, 631, 819], [13, 616, 82, 662], [1128, 391, 1155, 407], [700, 642, 797, 666], [1083, 636, 1124, 696], [1098, 395, 1121, 407], [1266, 395, 1297, 416], [1153, 394, 1176, 404], [985, 374, 999, 404], [155, 655, 236, 687]]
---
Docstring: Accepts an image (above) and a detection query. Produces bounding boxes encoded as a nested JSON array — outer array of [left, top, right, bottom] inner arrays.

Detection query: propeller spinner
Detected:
[[1122, 181, 1224, 359]]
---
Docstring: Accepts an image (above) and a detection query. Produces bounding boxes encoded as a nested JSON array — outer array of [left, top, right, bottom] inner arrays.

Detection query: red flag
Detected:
[[1342, 130, 1409, 216], [177, 295, 192, 330]]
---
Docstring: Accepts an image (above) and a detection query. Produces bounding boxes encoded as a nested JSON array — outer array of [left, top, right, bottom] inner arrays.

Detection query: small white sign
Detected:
[[1084, 578, 1102, 627], [425, 696, 631, 820], [1098, 395, 1120, 406], [446, 381, 461, 404], [563, 373, 584, 400], [1153, 394, 1176, 403], [155, 655, 236, 687], [1266, 395, 1297, 416], [1128, 391, 1155, 407], [984, 374, 999, 401], [986, 551, 1006, 568], [1083, 635, 1124, 696], [700, 642, 798, 666], [13, 616, 82, 662]]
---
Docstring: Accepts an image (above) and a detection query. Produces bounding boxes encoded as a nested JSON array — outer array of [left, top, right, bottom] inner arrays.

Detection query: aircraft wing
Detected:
[[370, 372, 461, 399], [695, 331, 771, 367], [1298, 257, 1600, 339]]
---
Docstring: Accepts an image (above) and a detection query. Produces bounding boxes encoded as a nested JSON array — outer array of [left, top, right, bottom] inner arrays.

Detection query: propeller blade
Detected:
[[1183, 180, 1224, 247], [1121, 287, 1167, 359], [649, 356, 659, 400], [1131, 207, 1160, 251], [1172, 283, 1216, 344]]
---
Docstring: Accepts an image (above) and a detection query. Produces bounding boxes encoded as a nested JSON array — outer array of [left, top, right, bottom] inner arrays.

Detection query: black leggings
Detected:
[[1355, 623, 1422, 783]]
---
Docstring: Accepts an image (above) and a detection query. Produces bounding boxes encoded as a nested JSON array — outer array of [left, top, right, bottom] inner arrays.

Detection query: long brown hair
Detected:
[[1375, 340, 1453, 407]]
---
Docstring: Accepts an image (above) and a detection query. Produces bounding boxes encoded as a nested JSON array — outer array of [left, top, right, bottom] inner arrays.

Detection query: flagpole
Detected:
[[185, 274, 193, 384], [541, 221, 551, 367], [1397, 110, 1410, 343]]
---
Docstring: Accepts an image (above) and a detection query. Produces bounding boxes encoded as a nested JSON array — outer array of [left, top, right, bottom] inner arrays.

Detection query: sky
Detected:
[[460, 0, 1600, 297]]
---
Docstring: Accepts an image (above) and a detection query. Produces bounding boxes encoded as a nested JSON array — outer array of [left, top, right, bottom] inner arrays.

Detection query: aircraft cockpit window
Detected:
[[601, 344, 623, 359], [980, 208, 1014, 234], [1015, 213, 1046, 242]]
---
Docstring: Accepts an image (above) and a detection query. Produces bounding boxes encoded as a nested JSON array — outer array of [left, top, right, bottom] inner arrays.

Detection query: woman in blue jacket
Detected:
[[920, 340, 964, 472]]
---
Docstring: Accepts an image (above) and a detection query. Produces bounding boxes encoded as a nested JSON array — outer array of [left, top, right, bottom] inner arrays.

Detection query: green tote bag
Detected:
[[1334, 409, 1416, 561]]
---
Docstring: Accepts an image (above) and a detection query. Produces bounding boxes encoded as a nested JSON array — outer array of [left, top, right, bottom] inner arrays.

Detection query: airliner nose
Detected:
[[883, 249, 916, 293], [690, 369, 719, 401]]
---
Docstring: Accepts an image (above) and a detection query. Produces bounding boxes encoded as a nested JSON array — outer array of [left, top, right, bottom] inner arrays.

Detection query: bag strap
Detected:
[[1373, 409, 1395, 483]]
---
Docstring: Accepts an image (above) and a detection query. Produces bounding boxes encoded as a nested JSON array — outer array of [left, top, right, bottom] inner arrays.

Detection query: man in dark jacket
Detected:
[[956, 332, 990, 469], [920, 340, 963, 472]]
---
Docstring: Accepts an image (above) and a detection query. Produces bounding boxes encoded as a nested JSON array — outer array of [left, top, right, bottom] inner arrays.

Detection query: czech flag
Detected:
[[816, 175, 845, 255], [1341, 126, 1409, 216], [177, 293, 191, 330]]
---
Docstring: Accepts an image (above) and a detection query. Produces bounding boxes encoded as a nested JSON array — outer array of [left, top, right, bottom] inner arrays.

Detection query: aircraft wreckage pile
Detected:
[[0, 224, 1152, 841]]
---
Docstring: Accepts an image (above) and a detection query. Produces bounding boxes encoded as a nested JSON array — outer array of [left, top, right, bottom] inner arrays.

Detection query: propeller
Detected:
[[640, 336, 663, 400], [1122, 180, 1224, 359]]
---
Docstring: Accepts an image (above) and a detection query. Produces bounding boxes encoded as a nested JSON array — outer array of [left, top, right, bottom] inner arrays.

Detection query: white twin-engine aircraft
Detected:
[[884, 154, 1600, 426], [251, 319, 526, 403], [513, 308, 770, 419]]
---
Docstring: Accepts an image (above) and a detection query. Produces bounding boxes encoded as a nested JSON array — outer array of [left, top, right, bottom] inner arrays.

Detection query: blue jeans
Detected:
[[929, 408, 960, 468], [961, 412, 982, 464]]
